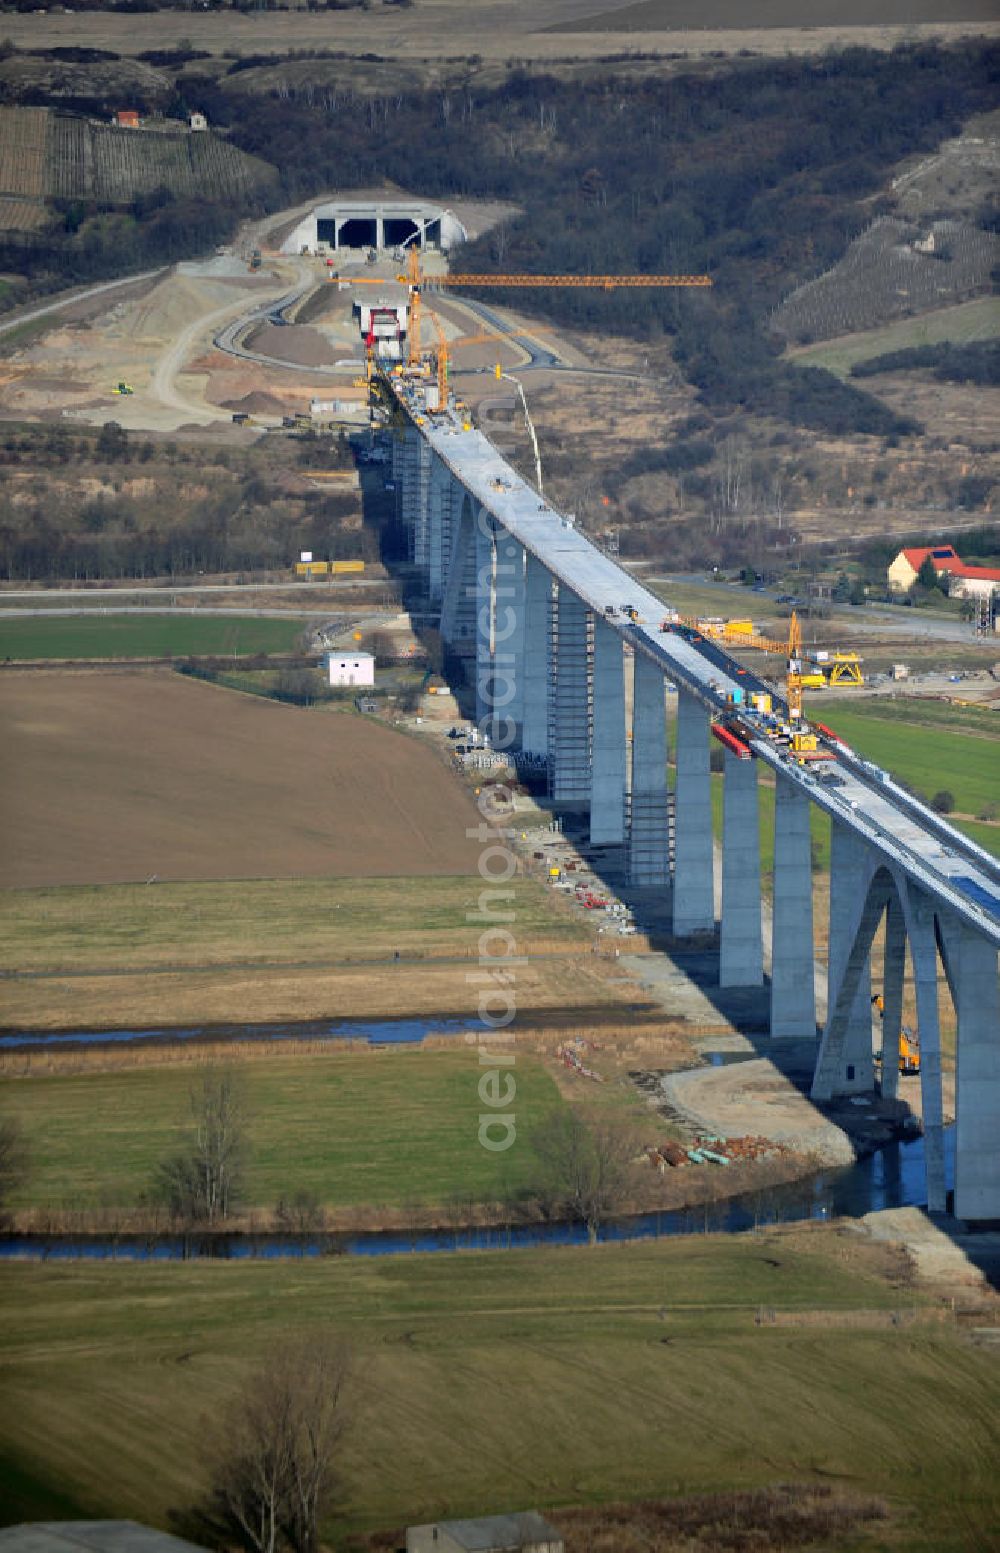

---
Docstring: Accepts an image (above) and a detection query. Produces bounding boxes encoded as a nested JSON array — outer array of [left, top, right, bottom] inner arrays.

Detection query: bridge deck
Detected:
[[396, 378, 1000, 947]]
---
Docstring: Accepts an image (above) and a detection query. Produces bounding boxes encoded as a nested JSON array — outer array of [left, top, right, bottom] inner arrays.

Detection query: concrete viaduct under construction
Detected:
[[380, 368, 1000, 1226]]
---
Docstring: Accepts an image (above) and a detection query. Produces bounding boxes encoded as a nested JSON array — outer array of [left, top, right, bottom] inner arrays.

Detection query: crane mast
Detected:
[[786, 610, 804, 723], [330, 253, 712, 409]]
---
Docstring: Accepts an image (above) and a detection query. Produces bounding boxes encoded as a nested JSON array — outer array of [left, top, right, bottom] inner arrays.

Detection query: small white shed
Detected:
[[324, 651, 374, 688]]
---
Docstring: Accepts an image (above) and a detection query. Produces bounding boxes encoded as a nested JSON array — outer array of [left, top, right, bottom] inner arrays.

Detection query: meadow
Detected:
[[0, 876, 586, 976], [1, 1048, 565, 1218], [0, 614, 306, 660], [0, 869, 607, 1032], [704, 696, 1000, 863], [1, 1229, 997, 1549], [787, 296, 1000, 378], [810, 697, 1000, 834]]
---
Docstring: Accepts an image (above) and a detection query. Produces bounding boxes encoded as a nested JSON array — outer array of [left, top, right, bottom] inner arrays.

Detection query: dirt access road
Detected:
[[0, 199, 342, 433]]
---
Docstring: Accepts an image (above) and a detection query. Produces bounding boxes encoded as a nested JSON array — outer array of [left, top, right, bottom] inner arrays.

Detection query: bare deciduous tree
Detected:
[[203, 1338, 352, 1553], [156, 1070, 246, 1225], [531, 1110, 634, 1245]]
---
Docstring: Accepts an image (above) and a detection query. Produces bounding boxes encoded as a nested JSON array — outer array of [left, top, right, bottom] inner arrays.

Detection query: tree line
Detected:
[[211, 39, 996, 436], [850, 338, 1000, 387]]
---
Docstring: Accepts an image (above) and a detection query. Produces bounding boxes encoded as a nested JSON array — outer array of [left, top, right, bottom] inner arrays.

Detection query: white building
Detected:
[[324, 651, 374, 688], [281, 199, 467, 256]]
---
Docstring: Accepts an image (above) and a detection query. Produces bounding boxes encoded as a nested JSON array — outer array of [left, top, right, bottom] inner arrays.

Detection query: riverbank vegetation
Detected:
[[1, 1229, 997, 1547]]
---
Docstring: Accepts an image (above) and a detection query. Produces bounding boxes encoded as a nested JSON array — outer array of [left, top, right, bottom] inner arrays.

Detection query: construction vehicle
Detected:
[[112, 381, 133, 396], [872, 994, 921, 1075]]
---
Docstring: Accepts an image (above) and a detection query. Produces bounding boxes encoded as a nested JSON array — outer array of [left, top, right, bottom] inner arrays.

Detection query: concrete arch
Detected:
[[813, 854, 950, 1210]]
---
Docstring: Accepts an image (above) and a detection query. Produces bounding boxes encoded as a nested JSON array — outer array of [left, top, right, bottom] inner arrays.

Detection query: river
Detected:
[[0, 1128, 954, 1263]]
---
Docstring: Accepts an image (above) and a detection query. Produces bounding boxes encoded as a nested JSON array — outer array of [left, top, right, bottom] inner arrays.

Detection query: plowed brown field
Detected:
[[0, 671, 481, 886]]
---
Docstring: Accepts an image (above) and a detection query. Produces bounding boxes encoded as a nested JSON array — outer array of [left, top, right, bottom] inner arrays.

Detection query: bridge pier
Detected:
[[427, 460, 455, 603], [911, 891, 947, 1214], [628, 650, 670, 886], [475, 513, 495, 730], [673, 690, 714, 937], [817, 822, 875, 1095], [408, 433, 432, 571], [439, 496, 476, 654], [719, 751, 763, 986], [549, 586, 592, 805], [490, 533, 525, 749], [879, 895, 907, 1103], [521, 552, 551, 758], [770, 775, 816, 1039], [942, 916, 1000, 1221], [590, 618, 626, 846]]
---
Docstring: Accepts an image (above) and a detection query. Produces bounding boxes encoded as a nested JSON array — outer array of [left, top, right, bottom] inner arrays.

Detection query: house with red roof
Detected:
[[887, 544, 1000, 601]]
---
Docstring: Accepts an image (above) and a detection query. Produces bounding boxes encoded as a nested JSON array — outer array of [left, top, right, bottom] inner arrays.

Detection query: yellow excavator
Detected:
[[872, 994, 921, 1075]]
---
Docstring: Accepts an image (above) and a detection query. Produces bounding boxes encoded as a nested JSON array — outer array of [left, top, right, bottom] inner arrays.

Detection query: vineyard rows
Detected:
[[0, 196, 48, 234], [76, 124, 274, 204], [0, 107, 48, 200], [0, 108, 276, 211], [47, 114, 91, 201], [772, 217, 1000, 345]]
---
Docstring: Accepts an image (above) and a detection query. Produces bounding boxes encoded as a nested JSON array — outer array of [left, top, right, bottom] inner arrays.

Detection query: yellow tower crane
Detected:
[[331, 254, 712, 396], [786, 609, 804, 724], [429, 311, 449, 411]]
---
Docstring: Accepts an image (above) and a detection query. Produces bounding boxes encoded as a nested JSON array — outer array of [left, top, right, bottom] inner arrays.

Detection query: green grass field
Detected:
[[787, 296, 1000, 378], [2, 1049, 563, 1216], [1, 1234, 997, 1548], [698, 694, 1000, 865], [0, 876, 585, 976], [0, 614, 307, 660], [810, 699, 1000, 845]]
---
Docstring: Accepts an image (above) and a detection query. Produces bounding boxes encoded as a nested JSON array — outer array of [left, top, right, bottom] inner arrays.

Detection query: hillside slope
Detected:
[[0, 105, 276, 235]]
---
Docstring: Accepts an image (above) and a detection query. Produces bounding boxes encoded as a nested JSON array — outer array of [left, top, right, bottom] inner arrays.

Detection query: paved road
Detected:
[[647, 572, 984, 646], [0, 606, 377, 620], [0, 268, 168, 339], [0, 580, 383, 600]]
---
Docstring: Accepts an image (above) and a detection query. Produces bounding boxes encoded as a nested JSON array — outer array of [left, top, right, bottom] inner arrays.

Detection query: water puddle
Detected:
[[0, 1016, 474, 1051]]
